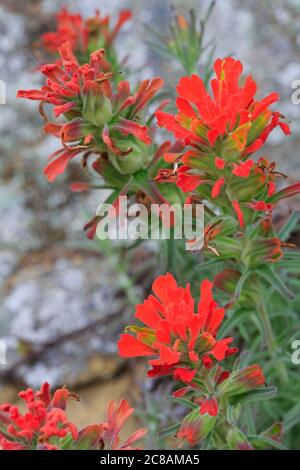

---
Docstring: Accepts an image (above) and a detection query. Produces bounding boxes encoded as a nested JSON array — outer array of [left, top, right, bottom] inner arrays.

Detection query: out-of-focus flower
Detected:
[[0, 383, 146, 451], [0, 382, 79, 450], [118, 273, 237, 383], [17, 43, 163, 182], [41, 7, 132, 67], [103, 399, 147, 450]]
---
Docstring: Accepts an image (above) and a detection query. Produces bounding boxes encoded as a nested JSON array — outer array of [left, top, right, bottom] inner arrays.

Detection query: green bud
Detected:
[[82, 94, 112, 127], [109, 140, 150, 175], [227, 426, 253, 450]]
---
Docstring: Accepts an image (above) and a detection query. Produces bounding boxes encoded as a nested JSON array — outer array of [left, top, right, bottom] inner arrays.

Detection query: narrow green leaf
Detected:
[[196, 259, 221, 272], [167, 396, 199, 410], [230, 386, 277, 407], [258, 265, 294, 300], [158, 423, 180, 438], [249, 435, 288, 450], [278, 212, 300, 240], [268, 182, 300, 204], [234, 269, 252, 297]]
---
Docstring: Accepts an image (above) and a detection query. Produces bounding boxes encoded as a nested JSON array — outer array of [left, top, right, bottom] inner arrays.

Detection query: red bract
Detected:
[[0, 383, 146, 451], [156, 57, 290, 154], [41, 7, 132, 56], [118, 273, 237, 383], [17, 43, 163, 182], [155, 57, 291, 227]]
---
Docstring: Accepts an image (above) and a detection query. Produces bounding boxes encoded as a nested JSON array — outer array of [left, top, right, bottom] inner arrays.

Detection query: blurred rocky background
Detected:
[[0, 0, 300, 429]]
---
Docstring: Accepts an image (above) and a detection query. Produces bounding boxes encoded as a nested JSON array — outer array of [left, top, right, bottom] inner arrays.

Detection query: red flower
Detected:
[[118, 273, 237, 383], [17, 43, 163, 181], [17, 43, 108, 117], [177, 410, 216, 446], [42, 8, 89, 54], [0, 383, 146, 451], [177, 166, 205, 192], [157, 57, 290, 154], [0, 383, 79, 450], [155, 58, 290, 227], [41, 7, 132, 56], [248, 201, 273, 212]]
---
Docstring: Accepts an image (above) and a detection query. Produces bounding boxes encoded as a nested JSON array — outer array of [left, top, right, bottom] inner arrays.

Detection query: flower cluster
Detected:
[[118, 273, 238, 382], [18, 42, 163, 183], [119, 273, 271, 449], [0, 383, 146, 450], [156, 57, 291, 228], [41, 7, 132, 69]]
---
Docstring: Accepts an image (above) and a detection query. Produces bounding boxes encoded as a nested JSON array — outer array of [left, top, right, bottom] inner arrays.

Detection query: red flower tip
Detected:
[[211, 177, 225, 198], [70, 182, 91, 192], [232, 160, 254, 178], [215, 157, 226, 169], [199, 397, 218, 417], [177, 166, 204, 192], [249, 201, 273, 212], [157, 57, 289, 189], [232, 199, 245, 228]]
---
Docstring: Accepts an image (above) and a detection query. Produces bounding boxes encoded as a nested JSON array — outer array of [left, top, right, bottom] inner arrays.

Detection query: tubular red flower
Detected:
[[44, 148, 81, 182], [17, 42, 107, 115], [248, 201, 273, 212], [177, 166, 205, 192], [219, 364, 266, 397], [215, 157, 225, 169]]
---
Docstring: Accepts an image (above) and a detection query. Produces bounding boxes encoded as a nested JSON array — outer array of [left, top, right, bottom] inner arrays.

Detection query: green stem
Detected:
[[258, 299, 277, 352]]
